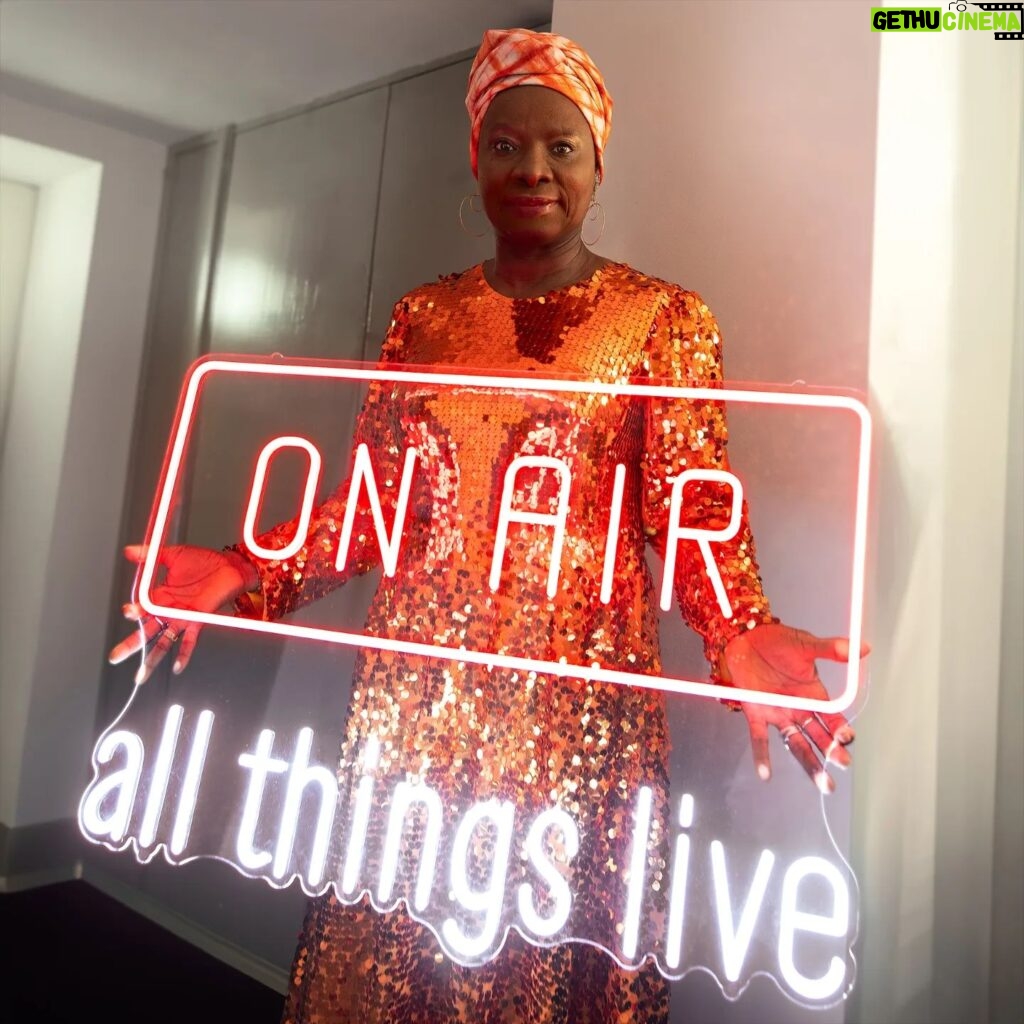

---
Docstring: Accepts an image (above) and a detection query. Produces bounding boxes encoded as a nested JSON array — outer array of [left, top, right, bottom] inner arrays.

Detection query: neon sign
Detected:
[[137, 358, 870, 712], [83, 356, 868, 1007], [81, 706, 855, 1003]]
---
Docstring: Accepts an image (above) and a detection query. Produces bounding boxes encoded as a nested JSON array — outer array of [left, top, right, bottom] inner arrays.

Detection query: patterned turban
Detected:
[[466, 28, 613, 179]]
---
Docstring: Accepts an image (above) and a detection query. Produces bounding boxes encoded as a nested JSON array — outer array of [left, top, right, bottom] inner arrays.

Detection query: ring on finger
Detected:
[[780, 724, 799, 747], [164, 628, 181, 644], [145, 618, 170, 648], [801, 715, 817, 730]]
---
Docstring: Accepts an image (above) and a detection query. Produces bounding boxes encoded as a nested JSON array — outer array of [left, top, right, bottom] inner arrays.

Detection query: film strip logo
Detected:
[[873, 4, 1023, 35], [964, 2, 1024, 39]]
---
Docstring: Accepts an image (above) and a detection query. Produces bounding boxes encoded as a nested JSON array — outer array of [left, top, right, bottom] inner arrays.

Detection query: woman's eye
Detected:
[[552, 142, 574, 155], [493, 139, 515, 153]]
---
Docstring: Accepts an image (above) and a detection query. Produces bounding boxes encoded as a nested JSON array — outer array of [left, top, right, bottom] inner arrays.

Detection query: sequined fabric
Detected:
[[285, 895, 670, 1024], [238, 262, 773, 1023]]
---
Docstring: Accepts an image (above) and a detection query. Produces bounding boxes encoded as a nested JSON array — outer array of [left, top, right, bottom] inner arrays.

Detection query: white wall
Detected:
[[856, 30, 1022, 1024], [0, 94, 166, 831], [553, 2, 877, 1021], [555, 0, 876, 390], [0, 146, 102, 826], [0, 177, 38, 442], [553, 2, 1022, 1022], [991, 204, 1023, 1019]]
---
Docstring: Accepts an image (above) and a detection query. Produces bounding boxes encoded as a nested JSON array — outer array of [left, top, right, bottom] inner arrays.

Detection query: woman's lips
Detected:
[[506, 198, 557, 216]]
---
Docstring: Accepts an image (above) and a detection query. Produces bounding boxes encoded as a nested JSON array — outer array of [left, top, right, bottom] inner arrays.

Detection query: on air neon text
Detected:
[[243, 437, 322, 561], [138, 360, 871, 713], [245, 436, 743, 614]]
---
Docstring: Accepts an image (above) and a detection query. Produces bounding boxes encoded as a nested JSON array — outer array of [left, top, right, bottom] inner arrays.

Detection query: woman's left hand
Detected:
[[720, 624, 869, 793]]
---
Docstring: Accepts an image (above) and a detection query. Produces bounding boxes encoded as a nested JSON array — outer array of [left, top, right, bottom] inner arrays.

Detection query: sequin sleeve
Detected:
[[232, 299, 412, 620], [640, 288, 775, 670]]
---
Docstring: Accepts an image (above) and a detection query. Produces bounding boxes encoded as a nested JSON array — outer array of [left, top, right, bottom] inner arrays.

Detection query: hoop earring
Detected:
[[459, 193, 489, 238], [582, 199, 605, 247]]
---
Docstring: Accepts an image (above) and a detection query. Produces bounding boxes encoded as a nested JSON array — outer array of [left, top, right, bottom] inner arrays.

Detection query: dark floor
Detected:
[[1, 880, 284, 1023]]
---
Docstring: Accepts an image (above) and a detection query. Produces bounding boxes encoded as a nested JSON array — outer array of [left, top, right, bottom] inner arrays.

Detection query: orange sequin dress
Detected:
[[239, 261, 774, 1024]]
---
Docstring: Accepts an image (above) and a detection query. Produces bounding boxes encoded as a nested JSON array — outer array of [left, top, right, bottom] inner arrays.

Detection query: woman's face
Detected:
[[477, 86, 598, 249]]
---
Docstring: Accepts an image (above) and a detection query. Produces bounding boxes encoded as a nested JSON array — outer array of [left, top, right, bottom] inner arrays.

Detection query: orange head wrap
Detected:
[[466, 28, 613, 180]]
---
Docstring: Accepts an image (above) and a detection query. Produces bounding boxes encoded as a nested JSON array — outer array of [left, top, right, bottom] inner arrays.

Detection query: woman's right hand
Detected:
[[108, 544, 259, 684]]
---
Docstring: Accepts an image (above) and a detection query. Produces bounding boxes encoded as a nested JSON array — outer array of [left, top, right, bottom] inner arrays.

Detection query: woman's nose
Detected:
[[514, 147, 552, 186]]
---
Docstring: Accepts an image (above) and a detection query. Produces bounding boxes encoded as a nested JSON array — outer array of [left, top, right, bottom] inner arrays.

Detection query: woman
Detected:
[[111, 28, 859, 1024]]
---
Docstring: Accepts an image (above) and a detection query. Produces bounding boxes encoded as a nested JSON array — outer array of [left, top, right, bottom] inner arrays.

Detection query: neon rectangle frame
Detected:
[[138, 359, 871, 714]]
